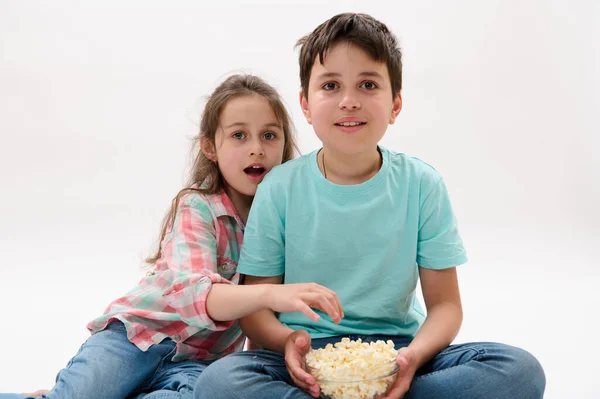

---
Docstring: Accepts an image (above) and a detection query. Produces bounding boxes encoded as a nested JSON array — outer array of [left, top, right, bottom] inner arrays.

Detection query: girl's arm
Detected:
[[206, 283, 271, 322], [408, 266, 463, 367], [206, 280, 343, 323], [161, 194, 342, 327]]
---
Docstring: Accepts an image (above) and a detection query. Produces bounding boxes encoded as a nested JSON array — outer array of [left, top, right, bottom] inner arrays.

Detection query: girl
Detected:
[[4, 74, 343, 399]]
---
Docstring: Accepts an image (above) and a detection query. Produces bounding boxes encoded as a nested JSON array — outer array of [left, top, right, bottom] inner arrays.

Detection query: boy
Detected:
[[195, 13, 545, 399]]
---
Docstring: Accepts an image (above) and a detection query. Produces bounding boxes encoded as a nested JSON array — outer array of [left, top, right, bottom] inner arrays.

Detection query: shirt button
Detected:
[[173, 334, 181, 342]]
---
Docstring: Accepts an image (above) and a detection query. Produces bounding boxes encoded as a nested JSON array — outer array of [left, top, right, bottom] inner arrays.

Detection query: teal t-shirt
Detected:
[[237, 146, 467, 338]]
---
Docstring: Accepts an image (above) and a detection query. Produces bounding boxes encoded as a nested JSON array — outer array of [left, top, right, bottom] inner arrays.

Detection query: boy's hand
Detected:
[[265, 283, 344, 323], [380, 347, 418, 399], [284, 330, 320, 398]]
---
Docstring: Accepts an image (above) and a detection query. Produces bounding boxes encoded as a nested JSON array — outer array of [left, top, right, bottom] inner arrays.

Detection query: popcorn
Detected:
[[305, 338, 399, 399]]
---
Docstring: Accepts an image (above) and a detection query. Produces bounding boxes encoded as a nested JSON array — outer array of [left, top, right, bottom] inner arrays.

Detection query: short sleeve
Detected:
[[236, 180, 285, 277], [417, 178, 468, 269]]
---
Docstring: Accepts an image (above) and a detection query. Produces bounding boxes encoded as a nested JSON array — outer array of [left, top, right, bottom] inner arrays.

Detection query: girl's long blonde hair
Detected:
[[145, 74, 298, 265]]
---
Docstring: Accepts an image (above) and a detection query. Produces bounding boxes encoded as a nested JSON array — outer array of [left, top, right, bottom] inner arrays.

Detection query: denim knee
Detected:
[[194, 354, 248, 398], [510, 346, 546, 397]]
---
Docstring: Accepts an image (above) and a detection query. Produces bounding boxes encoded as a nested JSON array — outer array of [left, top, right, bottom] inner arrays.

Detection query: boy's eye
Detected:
[[232, 132, 246, 140], [263, 132, 277, 140], [360, 81, 378, 90], [322, 82, 339, 91]]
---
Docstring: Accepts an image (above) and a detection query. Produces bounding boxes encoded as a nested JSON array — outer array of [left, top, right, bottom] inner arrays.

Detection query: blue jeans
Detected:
[[0, 322, 209, 399], [194, 335, 545, 399]]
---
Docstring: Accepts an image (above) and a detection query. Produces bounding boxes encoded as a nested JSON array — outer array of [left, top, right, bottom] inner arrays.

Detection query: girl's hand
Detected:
[[265, 283, 344, 323], [380, 347, 418, 399], [21, 389, 50, 397], [284, 330, 320, 398]]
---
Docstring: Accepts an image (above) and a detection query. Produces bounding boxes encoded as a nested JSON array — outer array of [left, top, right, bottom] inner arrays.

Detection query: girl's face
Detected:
[[212, 94, 286, 198]]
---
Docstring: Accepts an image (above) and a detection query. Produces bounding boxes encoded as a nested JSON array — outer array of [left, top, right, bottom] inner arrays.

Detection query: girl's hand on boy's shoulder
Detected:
[[21, 389, 50, 396], [380, 347, 419, 399], [264, 283, 344, 323], [284, 329, 320, 398]]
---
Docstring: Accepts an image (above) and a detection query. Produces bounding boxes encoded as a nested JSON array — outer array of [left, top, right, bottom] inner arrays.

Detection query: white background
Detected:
[[1, 1, 598, 397]]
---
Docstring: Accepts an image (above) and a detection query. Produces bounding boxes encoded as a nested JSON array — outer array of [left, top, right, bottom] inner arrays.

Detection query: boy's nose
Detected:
[[339, 92, 361, 110]]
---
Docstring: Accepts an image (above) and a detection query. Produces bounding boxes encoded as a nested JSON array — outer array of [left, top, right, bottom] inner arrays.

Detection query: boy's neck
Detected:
[[318, 146, 382, 185]]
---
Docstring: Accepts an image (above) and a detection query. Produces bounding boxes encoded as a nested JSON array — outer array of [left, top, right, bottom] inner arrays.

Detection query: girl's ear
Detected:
[[200, 137, 217, 163]]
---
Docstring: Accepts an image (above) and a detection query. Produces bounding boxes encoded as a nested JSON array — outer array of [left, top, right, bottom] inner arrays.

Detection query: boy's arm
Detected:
[[408, 266, 463, 366], [410, 175, 466, 366], [383, 175, 466, 399], [238, 274, 295, 353], [240, 275, 321, 395], [383, 267, 462, 399], [232, 175, 296, 351]]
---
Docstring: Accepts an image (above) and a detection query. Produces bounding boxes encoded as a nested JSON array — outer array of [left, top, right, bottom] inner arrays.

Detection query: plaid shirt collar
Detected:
[[205, 188, 244, 230]]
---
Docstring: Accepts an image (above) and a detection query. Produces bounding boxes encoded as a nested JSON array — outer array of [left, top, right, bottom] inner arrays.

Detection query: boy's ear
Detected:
[[299, 90, 312, 124], [200, 137, 217, 163], [389, 93, 403, 124]]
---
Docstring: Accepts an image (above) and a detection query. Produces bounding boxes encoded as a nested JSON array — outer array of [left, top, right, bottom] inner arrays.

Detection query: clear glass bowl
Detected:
[[305, 359, 399, 399]]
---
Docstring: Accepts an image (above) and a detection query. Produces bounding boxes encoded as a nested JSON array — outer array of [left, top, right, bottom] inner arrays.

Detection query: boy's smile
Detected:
[[334, 116, 367, 134], [300, 41, 402, 158]]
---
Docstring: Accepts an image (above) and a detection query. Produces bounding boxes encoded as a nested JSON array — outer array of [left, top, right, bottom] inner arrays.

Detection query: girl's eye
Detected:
[[263, 132, 277, 140], [323, 82, 339, 91], [360, 81, 378, 90], [232, 132, 246, 140]]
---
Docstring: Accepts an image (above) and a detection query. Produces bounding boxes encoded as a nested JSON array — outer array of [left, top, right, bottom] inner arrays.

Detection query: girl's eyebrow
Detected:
[[224, 122, 247, 129], [263, 122, 282, 130]]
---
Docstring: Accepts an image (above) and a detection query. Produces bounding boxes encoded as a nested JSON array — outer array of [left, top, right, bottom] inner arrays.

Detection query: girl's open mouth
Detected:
[[244, 166, 266, 177]]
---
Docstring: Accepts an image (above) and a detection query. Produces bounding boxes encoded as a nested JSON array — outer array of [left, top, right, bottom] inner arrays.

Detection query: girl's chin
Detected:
[[232, 183, 258, 197], [224, 182, 256, 199]]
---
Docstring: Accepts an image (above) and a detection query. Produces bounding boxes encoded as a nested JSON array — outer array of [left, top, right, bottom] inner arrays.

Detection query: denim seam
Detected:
[[144, 389, 190, 399], [413, 347, 486, 381], [64, 345, 83, 370], [141, 346, 178, 391]]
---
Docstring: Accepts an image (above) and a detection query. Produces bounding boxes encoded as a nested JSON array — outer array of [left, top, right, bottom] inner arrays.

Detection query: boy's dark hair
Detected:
[[295, 13, 403, 98]]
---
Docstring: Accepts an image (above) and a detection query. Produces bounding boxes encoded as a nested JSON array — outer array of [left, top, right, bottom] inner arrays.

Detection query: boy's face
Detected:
[[300, 41, 402, 156]]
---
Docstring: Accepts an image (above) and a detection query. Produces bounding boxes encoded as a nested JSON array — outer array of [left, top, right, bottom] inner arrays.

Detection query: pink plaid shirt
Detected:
[[87, 188, 245, 361]]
